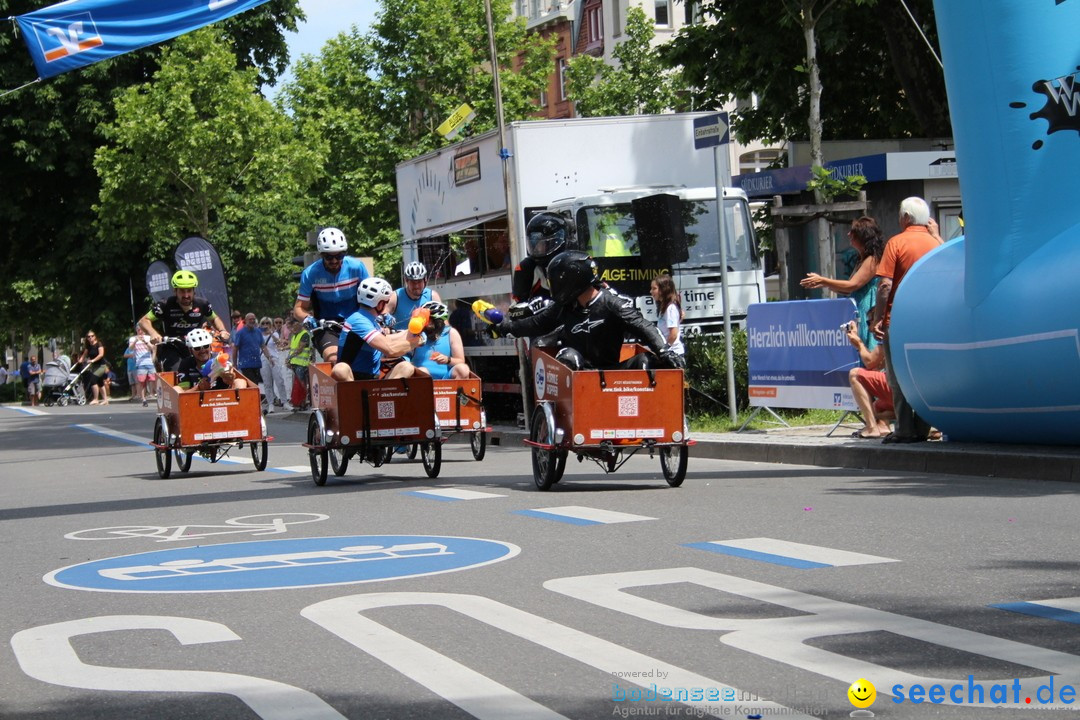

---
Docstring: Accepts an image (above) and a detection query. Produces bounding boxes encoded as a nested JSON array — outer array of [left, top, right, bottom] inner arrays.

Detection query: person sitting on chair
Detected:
[[491, 250, 684, 371], [175, 328, 249, 392]]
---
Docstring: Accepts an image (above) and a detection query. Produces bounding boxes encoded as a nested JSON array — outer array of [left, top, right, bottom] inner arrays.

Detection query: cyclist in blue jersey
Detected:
[[410, 301, 470, 380], [333, 278, 424, 382], [387, 261, 442, 329], [293, 227, 370, 365]]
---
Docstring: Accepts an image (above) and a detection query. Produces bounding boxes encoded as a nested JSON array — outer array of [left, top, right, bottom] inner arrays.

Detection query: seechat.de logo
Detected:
[[45, 535, 519, 593]]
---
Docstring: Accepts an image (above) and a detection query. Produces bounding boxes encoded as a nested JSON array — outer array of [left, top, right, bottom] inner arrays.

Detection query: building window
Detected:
[[586, 3, 603, 46], [540, 86, 548, 108], [739, 149, 784, 175], [654, 0, 669, 26], [516, 0, 528, 17], [613, 0, 622, 36], [558, 57, 568, 101], [530, 0, 541, 18], [684, 0, 702, 25]]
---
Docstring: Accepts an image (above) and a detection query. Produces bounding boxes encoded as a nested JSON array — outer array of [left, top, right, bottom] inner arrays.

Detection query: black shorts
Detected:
[[241, 367, 263, 384], [312, 327, 341, 356]]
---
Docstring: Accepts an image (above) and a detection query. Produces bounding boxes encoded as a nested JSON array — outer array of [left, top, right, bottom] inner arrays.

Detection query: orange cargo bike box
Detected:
[[522, 344, 691, 490], [433, 373, 489, 461], [150, 371, 270, 479], [304, 363, 442, 486]]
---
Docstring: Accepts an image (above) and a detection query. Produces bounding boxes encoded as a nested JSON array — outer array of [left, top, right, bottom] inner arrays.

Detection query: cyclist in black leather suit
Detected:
[[493, 251, 684, 371]]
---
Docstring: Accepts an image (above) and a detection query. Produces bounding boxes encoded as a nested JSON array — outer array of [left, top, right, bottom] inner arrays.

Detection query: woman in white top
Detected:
[[649, 274, 684, 356]]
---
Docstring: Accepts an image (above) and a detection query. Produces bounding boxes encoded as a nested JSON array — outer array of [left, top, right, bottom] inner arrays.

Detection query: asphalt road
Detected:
[[2, 402, 1080, 719]]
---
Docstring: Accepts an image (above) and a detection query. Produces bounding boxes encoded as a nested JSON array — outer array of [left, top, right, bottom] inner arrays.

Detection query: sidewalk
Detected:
[[484, 422, 1080, 484]]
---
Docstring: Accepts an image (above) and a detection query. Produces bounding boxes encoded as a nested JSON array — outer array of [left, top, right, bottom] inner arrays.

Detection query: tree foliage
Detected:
[[281, 0, 555, 279], [0, 0, 301, 350], [95, 28, 323, 314], [661, 0, 949, 146], [566, 7, 689, 117]]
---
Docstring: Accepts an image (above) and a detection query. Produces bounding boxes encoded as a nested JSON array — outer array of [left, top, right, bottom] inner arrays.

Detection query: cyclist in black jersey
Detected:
[[138, 270, 230, 372]]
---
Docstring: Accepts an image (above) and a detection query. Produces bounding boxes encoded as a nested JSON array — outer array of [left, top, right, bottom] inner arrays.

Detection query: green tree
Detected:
[[281, 0, 554, 278], [566, 7, 688, 117], [661, 0, 949, 145], [94, 27, 323, 314], [0, 0, 302, 347]]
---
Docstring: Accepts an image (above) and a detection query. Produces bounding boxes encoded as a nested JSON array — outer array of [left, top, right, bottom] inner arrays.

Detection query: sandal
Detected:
[[850, 430, 879, 439]]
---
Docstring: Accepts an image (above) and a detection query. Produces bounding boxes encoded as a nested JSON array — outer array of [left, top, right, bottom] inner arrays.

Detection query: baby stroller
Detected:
[[41, 355, 88, 406]]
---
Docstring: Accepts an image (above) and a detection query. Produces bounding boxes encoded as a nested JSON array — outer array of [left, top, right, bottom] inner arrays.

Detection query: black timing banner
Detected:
[[145, 260, 173, 303], [174, 236, 232, 330]]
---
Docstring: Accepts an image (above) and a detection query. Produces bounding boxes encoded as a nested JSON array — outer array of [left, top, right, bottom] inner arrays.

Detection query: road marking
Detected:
[[993, 597, 1080, 625], [73, 423, 149, 447], [404, 488, 507, 501], [5, 406, 48, 416], [268, 466, 310, 474], [514, 506, 654, 526], [684, 538, 899, 569]]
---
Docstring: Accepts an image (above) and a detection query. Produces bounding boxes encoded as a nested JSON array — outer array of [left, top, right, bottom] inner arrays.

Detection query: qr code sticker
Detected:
[[212, 407, 228, 423], [436, 397, 451, 413], [617, 395, 638, 417], [377, 401, 395, 419]]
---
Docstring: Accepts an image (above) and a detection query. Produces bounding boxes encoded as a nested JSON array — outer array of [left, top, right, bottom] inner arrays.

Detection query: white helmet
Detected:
[[403, 261, 427, 280], [357, 277, 393, 308], [317, 227, 348, 254], [185, 328, 214, 349]]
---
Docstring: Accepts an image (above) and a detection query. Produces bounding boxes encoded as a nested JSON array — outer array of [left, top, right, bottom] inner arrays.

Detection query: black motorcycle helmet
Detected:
[[547, 250, 599, 305], [526, 212, 568, 267]]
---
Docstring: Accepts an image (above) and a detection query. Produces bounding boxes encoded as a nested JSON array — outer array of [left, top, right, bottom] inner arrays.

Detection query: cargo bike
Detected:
[[304, 362, 441, 486], [523, 344, 691, 490], [150, 371, 270, 479], [389, 374, 488, 462]]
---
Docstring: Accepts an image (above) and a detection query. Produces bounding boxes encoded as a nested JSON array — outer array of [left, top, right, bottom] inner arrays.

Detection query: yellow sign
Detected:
[[436, 103, 476, 139]]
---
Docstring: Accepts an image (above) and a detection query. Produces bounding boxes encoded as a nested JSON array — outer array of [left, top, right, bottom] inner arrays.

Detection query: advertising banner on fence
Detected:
[[746, 299, 861, 411]]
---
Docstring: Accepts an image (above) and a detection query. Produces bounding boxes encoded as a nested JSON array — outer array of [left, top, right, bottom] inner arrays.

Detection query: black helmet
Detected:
[[526, 212, 568, 266], [547, 250, 599, 304]]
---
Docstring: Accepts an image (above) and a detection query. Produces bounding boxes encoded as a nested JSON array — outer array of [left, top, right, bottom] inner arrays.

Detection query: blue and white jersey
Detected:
[[338, 309, 383, 378], [297, 256, 370, 321], [390, 286, 433, 329]]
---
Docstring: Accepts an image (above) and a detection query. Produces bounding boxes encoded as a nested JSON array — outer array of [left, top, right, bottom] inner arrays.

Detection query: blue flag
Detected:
[[14, 0, 273, 80]]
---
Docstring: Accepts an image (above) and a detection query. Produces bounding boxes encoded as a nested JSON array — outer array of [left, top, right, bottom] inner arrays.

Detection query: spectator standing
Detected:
[[257, 316, 282, 412], [872, 197, 940, 444], [801, 216, 887, 350], [649, 273, 685, 357], [269, 317, 292, 410], [20, 356, 42, 406], [78, 331, 108, 405], [233, 312, 269, 408], [125, 326, 157, 406], [287, 317, 312, 410], [0, 363, 9, 402]]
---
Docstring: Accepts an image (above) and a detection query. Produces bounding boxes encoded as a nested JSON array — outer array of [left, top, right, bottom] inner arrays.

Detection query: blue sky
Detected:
[[272, 0, 378, 92]]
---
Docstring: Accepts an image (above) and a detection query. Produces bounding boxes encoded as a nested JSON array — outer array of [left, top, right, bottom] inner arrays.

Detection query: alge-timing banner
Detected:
[[746, 299, 861, 411], [14, 0, 272, 80]]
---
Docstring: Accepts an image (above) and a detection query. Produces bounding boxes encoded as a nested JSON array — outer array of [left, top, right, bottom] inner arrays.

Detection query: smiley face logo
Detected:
[[848, 678, 876, 708]]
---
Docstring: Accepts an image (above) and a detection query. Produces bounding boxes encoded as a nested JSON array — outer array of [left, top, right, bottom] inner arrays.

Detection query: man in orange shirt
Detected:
[[872, 197, 941, 444]]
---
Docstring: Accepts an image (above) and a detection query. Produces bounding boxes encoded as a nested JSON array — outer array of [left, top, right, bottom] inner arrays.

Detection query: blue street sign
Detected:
[[46, 535, 519, 593], [693, 113, 730, 150]]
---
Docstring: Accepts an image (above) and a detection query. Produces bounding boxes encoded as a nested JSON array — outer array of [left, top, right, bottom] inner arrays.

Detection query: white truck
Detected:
[[395, 113, 765, 400]]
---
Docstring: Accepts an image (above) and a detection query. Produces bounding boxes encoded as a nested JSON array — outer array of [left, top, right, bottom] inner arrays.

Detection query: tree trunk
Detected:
[[802, 3, 834, 286]]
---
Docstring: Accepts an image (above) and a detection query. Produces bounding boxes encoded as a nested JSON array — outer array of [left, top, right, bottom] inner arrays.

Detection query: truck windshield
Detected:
[[575, 198, 759, 271]]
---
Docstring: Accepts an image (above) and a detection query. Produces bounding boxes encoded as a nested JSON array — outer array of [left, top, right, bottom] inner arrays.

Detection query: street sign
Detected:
[[437, 103, 476, 140], [46, 535, 519, 593], [693, 113, 730, 150]]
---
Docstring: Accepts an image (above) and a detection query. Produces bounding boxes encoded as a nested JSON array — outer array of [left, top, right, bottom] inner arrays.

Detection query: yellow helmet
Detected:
[[171, 270, 199, 289]]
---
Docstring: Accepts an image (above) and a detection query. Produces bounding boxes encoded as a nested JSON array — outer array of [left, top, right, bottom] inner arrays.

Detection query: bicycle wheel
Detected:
[[421, 441, 442, 478], [251, 416, 268, 471], [470, 431, 486, 461], [329, 447, 349, 476], [660, 445, 688, 487], [529, 405, 559, 491], [307, 414, 327, 486], [175, 448, 193, 473], [153, 416, 172, 479]]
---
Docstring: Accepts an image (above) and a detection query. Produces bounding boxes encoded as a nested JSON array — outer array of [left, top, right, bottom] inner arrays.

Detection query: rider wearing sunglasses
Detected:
[[292, 227, 370, 365]]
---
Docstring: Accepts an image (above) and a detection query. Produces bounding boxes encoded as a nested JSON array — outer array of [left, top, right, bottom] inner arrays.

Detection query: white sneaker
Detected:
[[266, 407, 275, 414], [284, 404, 294, 412]]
